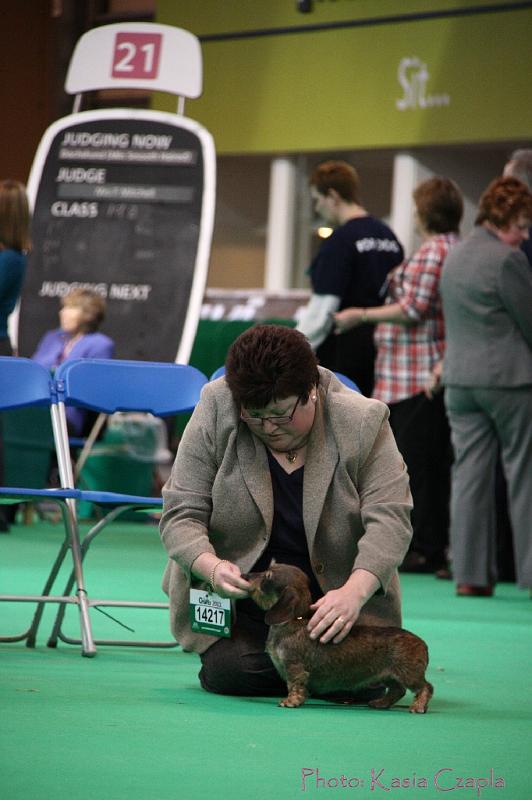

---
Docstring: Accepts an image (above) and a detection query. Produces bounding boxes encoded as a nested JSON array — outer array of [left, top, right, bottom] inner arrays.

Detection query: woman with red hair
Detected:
[[334, 176, 464, 577], [440, 176, 532, 597]]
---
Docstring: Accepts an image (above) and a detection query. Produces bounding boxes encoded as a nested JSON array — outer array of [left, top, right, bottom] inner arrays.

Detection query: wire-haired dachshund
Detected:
[[244, 562, 433, 712]]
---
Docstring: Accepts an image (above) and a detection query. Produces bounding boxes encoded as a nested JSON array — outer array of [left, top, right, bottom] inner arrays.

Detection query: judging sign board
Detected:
[[19, 109, 215, 362], [17, 23, 214, 363]]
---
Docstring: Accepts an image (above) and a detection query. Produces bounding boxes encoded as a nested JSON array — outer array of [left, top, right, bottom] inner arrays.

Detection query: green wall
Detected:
[[155, 0, 532, 153]]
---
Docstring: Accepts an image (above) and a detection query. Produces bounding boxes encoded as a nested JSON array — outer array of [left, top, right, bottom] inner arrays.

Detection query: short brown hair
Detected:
[[413, 176, 463, 234], [225, 324, 319, 408], [61, 288, 106, 333], [310, 160, 361, 204], [475, 176, 532, 228], [0, 180, 31, 251]]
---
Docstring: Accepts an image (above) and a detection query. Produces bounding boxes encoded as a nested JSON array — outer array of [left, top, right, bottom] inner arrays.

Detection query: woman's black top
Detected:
[[251, 450, 322, 602]]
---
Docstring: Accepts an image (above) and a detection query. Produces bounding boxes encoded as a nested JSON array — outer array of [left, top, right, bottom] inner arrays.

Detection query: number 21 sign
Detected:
[[112, 32, 162, 80]]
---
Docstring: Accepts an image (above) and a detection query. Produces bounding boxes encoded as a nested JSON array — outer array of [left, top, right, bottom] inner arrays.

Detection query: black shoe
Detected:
[[435, 566, 452, 580], [399, 551, 433, 573]]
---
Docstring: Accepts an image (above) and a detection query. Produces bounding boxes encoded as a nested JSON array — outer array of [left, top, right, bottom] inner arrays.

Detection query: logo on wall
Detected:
[[395, 57, 450, 111]]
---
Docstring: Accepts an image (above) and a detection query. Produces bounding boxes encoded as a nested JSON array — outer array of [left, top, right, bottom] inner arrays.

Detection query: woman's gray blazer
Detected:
[[441, 225, 532, 387], [160, 367, 413, 654]]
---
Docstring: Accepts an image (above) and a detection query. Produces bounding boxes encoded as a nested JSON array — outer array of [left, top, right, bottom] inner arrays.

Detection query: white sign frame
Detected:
[[65, 23, 202, 100], [24, 107, 215, 365]]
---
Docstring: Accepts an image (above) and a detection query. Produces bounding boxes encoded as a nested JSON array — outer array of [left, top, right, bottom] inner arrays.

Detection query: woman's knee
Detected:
[[198, 637, 284, 697], [199, 643, 245, 695]]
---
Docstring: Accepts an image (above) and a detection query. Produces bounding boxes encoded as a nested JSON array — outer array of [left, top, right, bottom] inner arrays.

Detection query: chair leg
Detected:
[[47, 566, 78, 647], [77, 589, 96, 657], [47, 507, 127, 649], [44, 558, 96, 658], [26, 537, 71, 648], [0, 499, 95, 653], [60, 498, 97, 657], [68, 506, 97, 657]]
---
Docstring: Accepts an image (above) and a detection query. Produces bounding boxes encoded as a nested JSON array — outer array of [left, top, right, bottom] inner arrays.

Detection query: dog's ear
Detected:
[[265, 587, 300, 625]]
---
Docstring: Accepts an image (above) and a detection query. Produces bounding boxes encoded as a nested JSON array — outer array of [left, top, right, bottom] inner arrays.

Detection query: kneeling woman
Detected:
[[160, 325, 413, 696]]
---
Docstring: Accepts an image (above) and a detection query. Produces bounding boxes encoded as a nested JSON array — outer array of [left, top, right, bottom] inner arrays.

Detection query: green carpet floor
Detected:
[[1, 519, 531, 800]]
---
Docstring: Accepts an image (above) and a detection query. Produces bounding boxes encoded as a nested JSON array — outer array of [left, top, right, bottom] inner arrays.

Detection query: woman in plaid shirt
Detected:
[[334, 177, 463, 576]]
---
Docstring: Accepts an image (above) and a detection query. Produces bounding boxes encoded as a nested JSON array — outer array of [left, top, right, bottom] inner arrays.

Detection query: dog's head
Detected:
[[243, 562, 312, 625]]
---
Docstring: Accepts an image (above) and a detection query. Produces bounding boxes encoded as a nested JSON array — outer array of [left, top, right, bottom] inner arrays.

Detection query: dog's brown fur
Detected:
[[245, 563, 433, 712]]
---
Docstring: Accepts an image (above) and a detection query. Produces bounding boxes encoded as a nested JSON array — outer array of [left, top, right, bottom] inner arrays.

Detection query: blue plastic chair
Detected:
[[209, 365, 226, 381], [333, 372, 362, 393], [47, 358, 208, 653], [0, 357, 89, 652], [209, 365, 361, 394]]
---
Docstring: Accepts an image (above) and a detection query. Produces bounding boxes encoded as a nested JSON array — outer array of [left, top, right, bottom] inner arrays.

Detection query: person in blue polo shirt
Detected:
[[296, 161, 403, 396]]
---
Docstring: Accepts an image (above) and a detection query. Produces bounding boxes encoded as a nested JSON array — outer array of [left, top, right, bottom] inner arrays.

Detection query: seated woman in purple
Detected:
[[32, 288, 115, 435]]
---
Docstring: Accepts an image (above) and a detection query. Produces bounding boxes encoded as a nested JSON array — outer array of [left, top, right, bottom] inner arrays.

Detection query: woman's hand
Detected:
[[211, 559, 251, 599], [307, 586, 362, 644], [424, 360, 443, 399], [307, 569, 380, 644], [333, 307, 366, 334], [191, 552, 250, 599]]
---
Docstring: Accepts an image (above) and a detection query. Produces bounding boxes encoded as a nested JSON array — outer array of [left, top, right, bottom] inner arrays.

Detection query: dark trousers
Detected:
[[317, 325, 376, 397], [199, 600, 286, 696], [388, 392, 452, 569], [495, 458, 515, 581], [445, 385, 532, 588]]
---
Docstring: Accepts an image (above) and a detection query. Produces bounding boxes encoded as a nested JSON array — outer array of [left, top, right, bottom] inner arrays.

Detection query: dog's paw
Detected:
[[279, 697, 304, 708]]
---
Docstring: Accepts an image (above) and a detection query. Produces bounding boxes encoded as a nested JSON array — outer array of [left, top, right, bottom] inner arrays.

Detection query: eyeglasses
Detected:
[[240, 397, 301, 428]]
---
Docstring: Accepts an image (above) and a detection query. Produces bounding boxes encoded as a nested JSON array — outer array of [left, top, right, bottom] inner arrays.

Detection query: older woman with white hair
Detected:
[[32, 288, 115, 435]]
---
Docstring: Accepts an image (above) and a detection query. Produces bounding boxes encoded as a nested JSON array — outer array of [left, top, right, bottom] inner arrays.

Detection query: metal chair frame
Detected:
[[44, 358, 207, 654], [0, 357, 94, 654]]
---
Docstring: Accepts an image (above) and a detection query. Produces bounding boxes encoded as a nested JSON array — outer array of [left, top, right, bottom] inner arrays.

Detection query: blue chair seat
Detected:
[[0, 487, 81, 502], [80, 491, 163, 507]]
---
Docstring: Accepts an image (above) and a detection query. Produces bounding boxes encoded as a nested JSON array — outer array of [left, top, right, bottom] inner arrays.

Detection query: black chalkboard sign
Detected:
[[19, 109, 215, 363]]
